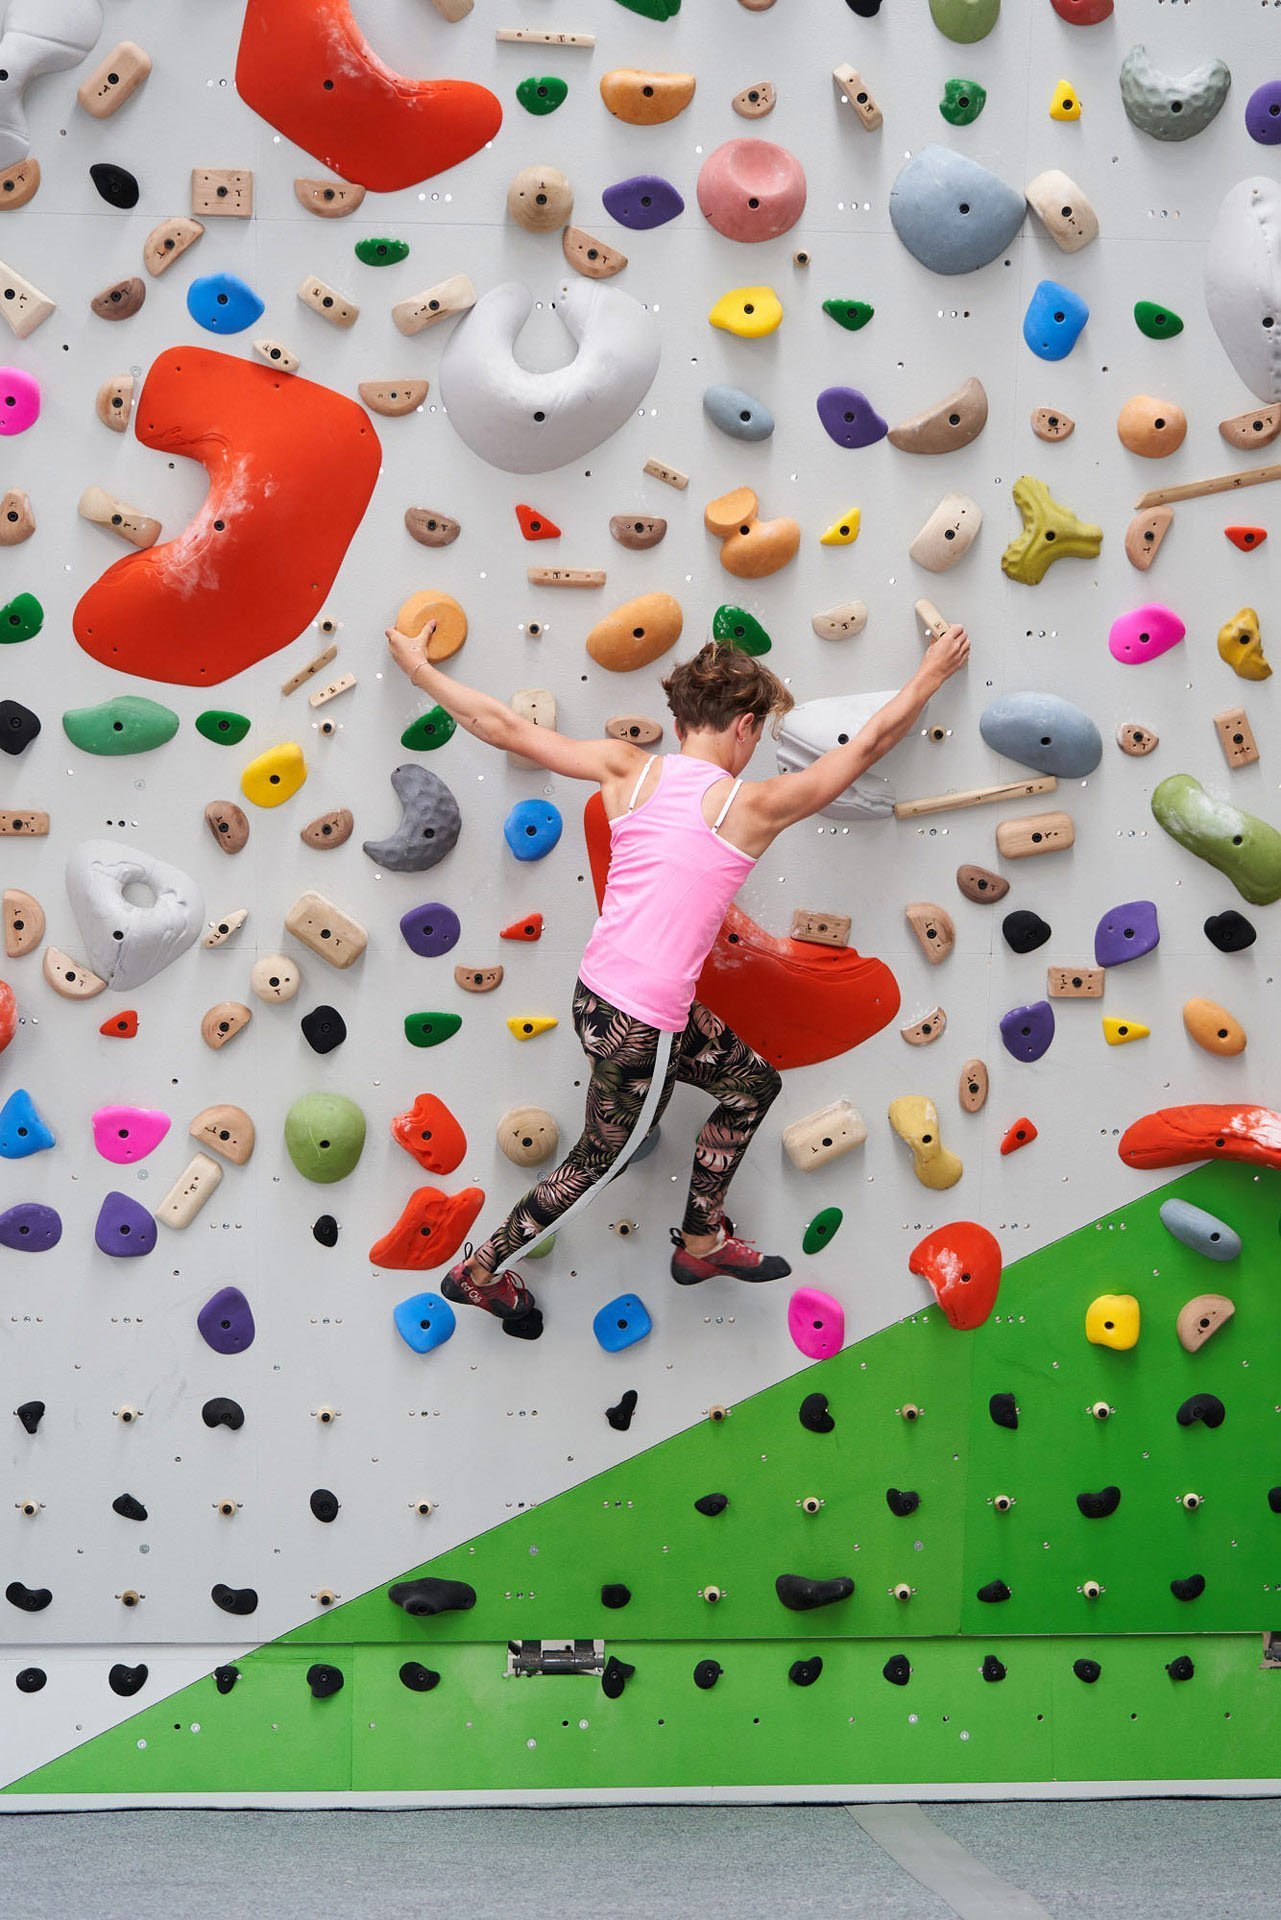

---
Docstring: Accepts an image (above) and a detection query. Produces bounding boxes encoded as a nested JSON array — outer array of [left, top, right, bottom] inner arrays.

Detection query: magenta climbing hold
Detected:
[[91, 1104, 171, 1164], [1108, 604, 1186, 665], [815, 387, 888, 449], [695, 138, 806, 242], [0, 366, 39, 436], [197, 1284, 255, 1354], [787, 1286, 845, 1359], [94, 1191, 159, 1258]]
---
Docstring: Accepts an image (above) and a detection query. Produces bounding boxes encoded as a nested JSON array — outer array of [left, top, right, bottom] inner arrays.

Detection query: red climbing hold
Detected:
[[1225, 526, 1267, 552], [236, 0, 502, 193], [1049, 0, 1113, 21], [74, 349, 379, 686], [584, 793, 900, 1070], [501, 912, 544, 942], [999, 1117, 1038, 1156], [390, 1093, 466, 1176], [908, 1221, 1002, 1331], [0, 979, 15, 1055], [99, 1009, 139, 1039], [369, 1184, 485, 1269], [515, 504, 562, 542], [1118, 1103, 1281, 1173]]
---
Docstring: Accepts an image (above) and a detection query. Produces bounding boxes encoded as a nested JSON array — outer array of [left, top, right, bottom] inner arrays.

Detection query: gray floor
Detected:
[[3, 1800, 1279, 1919]]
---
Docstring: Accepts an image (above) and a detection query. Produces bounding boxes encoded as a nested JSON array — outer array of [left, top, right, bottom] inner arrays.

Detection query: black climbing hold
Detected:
[[389, 1576, 477, 1616], [885, 1487, 920, 1517], [981, 1654, 1007, 1683], [90, 162, 140, 210], [788, 1655, 823, 1687], [799, 1390, 835, 1434], [775, 1572, 855, 1611], [307, 1663, 344, 1699], [606, 1389, 638, 1431], [1268, 1487, 1281, 1514], [16, 1667, 46, 1692], [1076, 1484, 1122, 1519], [300, 1003, 348, 1055], [1073, 1657, 1102, 1685], [601, 1583, 631, 1609], [312, 1214, 339, 1247], [882, 1653, 912, 1687], [112, 1492, 148, 1522], [1002, 909, 1052, 954], [16, 1399, 45, 1434], [212, 1582, 259, 1615], [1170, 1573, 1206, 1602], [989, 1392, 1019, 1430], [0, 698, 40, 755], [310, 1488, 340, 1523], [601, 1654, 635, 1699], [400, 1661, 441, 1692], [214, 1665, 240, 1694], [1166, 1654, 1195, 1682], [1204, 909, 1256, 954], [109, 1662, 148, 1697], [693, 1658, 722, 1690], [1176, 1393, 1226, 1429], [694, 1492, 729, 1516], [844, 0, 883, 15], [6, 1581, 51, 1612], [503, 1305, 545, 1342], [202, 1396, 245, 1430], [976, 1578, 1012, 1604]]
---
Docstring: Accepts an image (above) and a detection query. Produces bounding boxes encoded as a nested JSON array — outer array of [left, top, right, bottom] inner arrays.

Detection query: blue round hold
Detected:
[[504, 798, 563, 862], [186, 272, 265, 335]]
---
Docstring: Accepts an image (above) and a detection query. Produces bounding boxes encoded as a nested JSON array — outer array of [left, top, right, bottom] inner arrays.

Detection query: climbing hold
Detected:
[[1048, 965, 1104, 999], [1000, 476, 1102, 584], [1049, 79, 1081, 122], [92, 1105, 170, 1165], [1102, 1018, 1148, 1047], [989, 1393, 1018, 1430], [1000, 1001, 1055, 1064], [1117, 723, 1159, 757], [186, 272, 264, 335], [0, 364, 37, 436], [1085, 1294, 1140, 1350], [909, 1220, 1001, 1330], [1109, 604, 1185, 667], [999, 1117, 1039, 1156], [241, 742, 307, 809], [696, 139, 806, 243], [823, 298, 874, 333], [312, 1215, 338, 1248], [363, 764, 461, 873], [195, 710, 251, 747], [355, 236, 410, 268], [1002, 911, 1051, 955], [404, 508, 461, 554], [454, 964, 502, 995], [506, 165, 572, 234], [190, 1105, 255, 1167], [1151, 775, 1281, 905], [0, 1203, 61, 1252], [593, 1293, 653, 1352], [1023, 281, 1089, 361], [42, 947, 104, 999], [889, 147, 1024, 275], [1245, 80, 1281, 146], [497, 1107, 559, 1167], [507, 1014, 557, 1041], [503, 798, 563, 862], [782, 1102, 868, 1171], [250, 955, 300, 1004], [909, 494, 982, 572], [404, 1012, 462, 1049], [799, 1392, 834, 1435], [1094, 901, 1160, 969], [370, 1186, 485, 1270], [514, 504, 561, 543], [1183, 998, 1246, 1058], [1031, 408, 1074, 444], [0, 590, 42, 642], [399, 903, 461, 959], [776, 695, 898, 819], [205, 801, 250, 854], [1117, 394, 1187, 459], [1176, 1294, 1235, 1354], [787, 1288, 844, 1360], [939, 77, 986, 126], [1076, 1486, 1122, 1519], [706, 487, 799, 579], [1204, 910, 1256, 953], [284, 1092, 366, 1183], [704, 386, 775, 443], [816, 387, 888, 451], [1225, 526, 1266, 553], [811, 604, 868, 642], [0, 1089, 52, 1158], [358, 380, 427, 418], [1206, 179, 1281, 404], [201, 1002, 250, 1050], [1217, 608, 1270, 681], [819, 511, 861, 547], [788, 1657, 823, 1686], [904, 903, 955, 966], [888, 1096, 962, 1191], [94, 1191, 158, 1259], [711, 606, 771, 659], [607, 1390, 638, 1432], [775, 1573, 854, 1612], [517, 75, 567, 116], [66, 841, 202, 991], [156, 1153, 222, 1231], [587, 592, 684, 672], [601, 175, 684, 232], [0, 701, 38, 756], [708, 285, 783, 339], [929, 0, 999, 39], [733, 82, 775, 121], [401, 707, 457, 752], [1160, 1199, 1240, 1264], [1024, 170, 1098, 253], [195, 1286, 255, 1356], [1051, 0, 1112, 18], [63, 695, 179, 757], [1170, 1575, 1206, 1603], [392, 1094, 466, 1174], [300, 809, 354, 852], [956, 864, 1008, 904], [1220, 405, 1281, 451], [1176, 1393, 1226, 1431], [1131, 301, 1184, 345], [600, 69, 695, 126], [91, 276, 146, 322], [1119, 46, 1231, 143], [1120, 1104, 1281, 1174], [802, 1208, 843, 1255], [980, 692, 1101, 778], [888, 378, 988, 456], [900, 1006, 947, 1047], [89, 161, 139, 211], [1215, 699, 1260, 770], [959, 1061, 988, 1113]]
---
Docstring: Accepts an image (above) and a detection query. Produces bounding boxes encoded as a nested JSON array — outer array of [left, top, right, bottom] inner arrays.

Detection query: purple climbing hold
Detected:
[[1244, 81, 1281, 146], [816, 387, 888, 450], [0, 1202, 62, 1250], [197, 1285, 256, 1355], [1094, 900, 1160, 968], [399, 902, 461, 958], [94, 1190, 159, 1258], [602, 175, 685, 231], [999, 1000, 1055, 1064]]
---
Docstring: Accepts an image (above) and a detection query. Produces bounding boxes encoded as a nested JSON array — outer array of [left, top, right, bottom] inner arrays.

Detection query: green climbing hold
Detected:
[[614, 0, 680, 17], [524, 1234, 557, 1260], [803, 1207, 844, 1256], [517, 75, 568, 116], [195, 709, 251, 746], [355, 237, 410, 267], [401, 706, 457, 752], [0, 590, 42, 643], [404, 1011, 462, 1049], [929, 0, 1000, 43], [1134, 300, 1184, 341], [823, 298, 875, 333], [713, 605, 771, 657], [283, 1092, 366, 1184], [62, 694, 179, 756], [939, 77, 987, 125], [1151, 774, 1281, 907]]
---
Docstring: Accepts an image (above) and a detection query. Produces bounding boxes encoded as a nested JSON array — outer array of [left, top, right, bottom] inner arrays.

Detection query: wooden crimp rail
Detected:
[[527, 567, 606, 588], [281, 644, 338, 696], [495, 28, 596, 46], [643, 458, 689, 490], [790, 909, 851, 949], [893, 775, 1057, 821], [1135, 460, 1281, 510], [914, 598, 951, 642]]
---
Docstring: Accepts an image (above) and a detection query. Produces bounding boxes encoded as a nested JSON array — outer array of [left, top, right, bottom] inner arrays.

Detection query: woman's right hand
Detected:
[[928, 623, 970, 683], [386, 620, 435, 680]]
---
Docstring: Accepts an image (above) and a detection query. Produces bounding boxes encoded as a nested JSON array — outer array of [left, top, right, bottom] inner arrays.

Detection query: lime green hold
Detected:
[[404, 1011, 462, 1049], [823, 298, 874, 333], [939, 77, 987, 125], [62, 694, 179, 756], [401, 706, 457, 751], [803, 1207, 844, 1256], [283, 1092, 366, 1184], [929, 0, 1000, 42], [1151, 774, 1281, 906], [524, 1234, 557, 1260], [195, 709, 251, 746], [0, 590, 42, 643], [355, 237, 410, 267], [1134, 300, 1184, 340], [517, 75, 568, 116], [713, 605, 771, 657]]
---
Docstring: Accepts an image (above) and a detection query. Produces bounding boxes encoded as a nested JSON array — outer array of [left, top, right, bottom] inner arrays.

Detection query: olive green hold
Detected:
[[929, 0, 1000, 43], [1151, 774, 1281, 906], [712, 605, 771, 657], [401, 706, 457, 751], [284, 1092, 366, 1184], [823, 298, 874, 333], [0, 590, 42, 643], [1134, 300, 1184, 340], [62, 694, 179, 755], [803, 1207, 844, 1255], [524, 1233, 557, 1260], [939, 77, 987, 125], [517, 75, 568, 116], [195, 709, 251, 746], [404, 1011, 462, 1049], [355, 237, 410, 267]]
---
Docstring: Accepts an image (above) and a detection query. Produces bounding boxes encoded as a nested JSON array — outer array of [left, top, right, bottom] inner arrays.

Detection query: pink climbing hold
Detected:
[[91, 1104, 171, 1164], [696, 138, 807, 243], [0, 367, 39, 436], [1108, 604, 1186, 666], [787, 1285, 845, 1360]]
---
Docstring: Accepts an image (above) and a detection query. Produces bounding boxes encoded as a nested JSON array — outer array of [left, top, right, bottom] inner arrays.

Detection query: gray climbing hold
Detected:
[[1159, 1198, 1241, 1264], [362, 764, 461, 873], [979, 691, 1102, 777], [65, 841, 203, 991], [702, 384, 775, 442], [1119, 45, 1231, 143], [776, 693, 897, 819], [889, 146, 1025, 276], [1206, 178, 1281, 405]]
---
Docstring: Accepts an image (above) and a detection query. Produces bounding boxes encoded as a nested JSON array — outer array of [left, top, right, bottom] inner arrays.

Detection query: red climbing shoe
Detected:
[[669, 1223, 791, 1285], [442, 1247, 543, 1339]]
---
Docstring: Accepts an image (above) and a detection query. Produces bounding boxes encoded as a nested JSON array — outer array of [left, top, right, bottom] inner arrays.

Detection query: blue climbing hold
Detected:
[[0, 1088, 54, 1158], [601, 175, 685, 231], [504, 798, 563, 862], [186, 272, 265, 335], [1022, 280, 1089, 361], [703, 385, 775, 442], [593, 1292, 653, 1352], [393, 1291, 457, 1354], [94, 1190, 159, 1258], [888, 146, 1025, 275], [979, 691, 1102, 777], [1159, 1198, 1241, 1263]]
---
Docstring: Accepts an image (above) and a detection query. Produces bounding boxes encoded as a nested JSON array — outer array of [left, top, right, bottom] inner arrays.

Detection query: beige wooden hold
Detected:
[[527, 567, 606, 588], [300, 809, 354, 850], [143, 217, 203, 277], [42, 946, 105, 999], [308, 673, 356, 708], [0, 261, 54, 337], [204, 800, 250, 853], [562, 226, 628, 280], [299, 276, 358, 329], [955, 863, 1008, 904], [605, 715, 663, 746], [904, 903, 954, 964], [454, 964, 504, 994], [280, 645, 337, 697], [909, 494, 981, 573], [0, 810, 48, 836], [1183, 997, 1246, 1056], [200, 1001, 252, 1050], [1031, 407, 1074, 443], [202, 909, 247, 948], [1024, 169, 1098, 252], [1176, 1293, 1235, 1353], [643, 458, 689, 490], [733, 82, 777, 120], [95, 375, 133, 433], [392, 274, 476, 336], [78, 42, 152, 117], [610, 514, 666, 549], [3, 887, 43, 956], [404, 508, 461, 548], [508, 688, 557, 770], [1048, 965, 1104, 999], [1124, 506, 1174, 571], [1116, 722, 1159, 757], [888, 378, 988, 455], [497, 1106, 559, 1167], [189, 1105, 256, 1166], [294, 178, 367, 218], [832, 64, 883, 130], [1219, 405, 1281, 451], [959, 1058, 988, 1113], [782, 1100, 867, 1170], [0, 159, 40, 211], [995, 811, 1075, 859], [91, 277, 146, 321], [250, 954, 301, 1002], [811, 602, 868, 641], [285, 892, 368, 969], [900, 1005, 947, 1046], [253, 339, 300, 374], [1213, 706, 1259, 769], [507, 166, 573, 232], [895, 775, 1057, 821], [191, 169, 253, 219], [495, 28, 596, 47], [0, 489, 34, 544], [1134, 461, 1281, 512], [155, 1153, 222, 1229], [429, 0, 474, 17], [790, 908, 850, 948], [78, 485, 160, 550], [358, 379, 428, 417]]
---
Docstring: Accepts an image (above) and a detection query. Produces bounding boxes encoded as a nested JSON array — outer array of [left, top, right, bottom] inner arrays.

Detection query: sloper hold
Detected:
[[1151, 774, 1281, 905], [775, 1573, 855, 1611], [888, 1094, 963, 1190], [696, 138, 806, 243], [0, 1088, 53, 1158], [816, 388, 887, 450], [1118, 1104, 1281, 1173], [1085, 1293, 1139, 1349], [703, 385, 774, 442], [362, 764, 461, 872], [909, 1220, 1001, 1330], [198, 1286, 255, 1355], [0, 0, 104, 171], [929, 0, 999, 41], [369, 1185, 485, 1269], [94, 1190, 158, 1258], [1119, 45, 1231, 143], [1094, 900, 1160, 968], [1159, 1199, 1241, 1263], [888, 146, 1024, 275], [1205, 179, 1281, 404], [1109, 604, 1185, 666], [65, 841, 203, 990], [1000, 1000, 1055, 1063], [979, 692, 1101, 776], [284, 1092, 366, 1183], [393, 1291, 456, 1355], [887, 377, 987, 454], [786, 1287, 845, 1360], [62, 695, 179, 755], [73, 349, 380, 686], [1023, 281, 1089, 361], [776, 693, 897, 817], [601, 175, 684, 232]]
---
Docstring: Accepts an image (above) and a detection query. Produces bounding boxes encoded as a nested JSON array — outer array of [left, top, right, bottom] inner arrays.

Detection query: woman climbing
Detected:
[[387, 619, 970, 1340]]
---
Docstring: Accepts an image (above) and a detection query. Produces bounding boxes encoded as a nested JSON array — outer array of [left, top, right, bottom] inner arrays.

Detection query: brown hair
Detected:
[[660, 642, 794, 739]]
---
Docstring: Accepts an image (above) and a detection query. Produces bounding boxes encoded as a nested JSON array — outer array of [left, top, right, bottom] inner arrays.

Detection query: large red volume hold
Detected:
[[390, 1094, 466, 1175], [583, 793, 900, 1070], [909, 1221, 1003, 1331], [236, 0, 502, 192], [369, 1185, 485, 1270], [74, 349, 380, 686], [1118, 1104, 1281, 1173], [0, 980, 15, 1054]]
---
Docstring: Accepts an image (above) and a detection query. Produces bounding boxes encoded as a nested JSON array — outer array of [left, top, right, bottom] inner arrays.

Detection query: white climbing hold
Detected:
[[64, 840, 203, 991]]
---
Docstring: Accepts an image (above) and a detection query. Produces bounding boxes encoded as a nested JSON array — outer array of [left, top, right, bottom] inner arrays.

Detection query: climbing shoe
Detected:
[[442, 1246, 544, 1340], [669, 1222, 791, 1285]]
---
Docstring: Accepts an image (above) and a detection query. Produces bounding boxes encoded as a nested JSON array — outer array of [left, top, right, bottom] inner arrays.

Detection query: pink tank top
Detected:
[[578, 754, 756, 1032]]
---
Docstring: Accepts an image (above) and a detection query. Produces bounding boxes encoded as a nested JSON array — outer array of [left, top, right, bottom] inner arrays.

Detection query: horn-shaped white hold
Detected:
[[0, 0, 104, 168], [439, 279, 661, 474], [65, 840, 203, 991], [775, 694, 898, 820], [1206, 178, 1281, 404]]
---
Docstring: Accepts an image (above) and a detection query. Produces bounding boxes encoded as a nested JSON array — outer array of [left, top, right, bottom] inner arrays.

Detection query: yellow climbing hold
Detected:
[[1049, 78, 1081, 121], [1217, 607, 1271, 682], [1000, 475, 1103, 585], [1102, 1016, 1149, 1046], [887, 1094, 963, 1192], [507, 1014, 558, 1041], [240, 741, 307, 808], [820, 509, 862, 547], [1085, 1293, 1140, 1351], [708, 285, 783, 339]]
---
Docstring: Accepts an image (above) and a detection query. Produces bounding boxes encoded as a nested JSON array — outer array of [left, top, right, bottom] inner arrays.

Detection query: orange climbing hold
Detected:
[[584, 793, 900, 1069], [1118, 1103, 1281, 1173], [99, 1009, 139, 1039], [390, 1093, 466, 1176], [0, 979, 14, 1055], [515, 504, 562, 542], [235, 0, 502, 193], [368, 1184, 485, 1269], [909, 1220, 1002, 1331], [501, 912, 544, 942], [74, 349, 379, 686], [1225, 526, 1267, 552], [999, 1117, 1039, 1156]]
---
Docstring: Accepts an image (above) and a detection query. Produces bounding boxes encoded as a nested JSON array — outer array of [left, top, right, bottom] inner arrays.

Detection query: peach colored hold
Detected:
[[696, 138, 807, 243], [1116, 393, 1188, 458]]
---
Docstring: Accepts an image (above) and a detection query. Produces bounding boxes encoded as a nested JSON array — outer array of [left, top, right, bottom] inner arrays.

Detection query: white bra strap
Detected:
[[711, 777, 743, 832], [626, 755, 655, 811]]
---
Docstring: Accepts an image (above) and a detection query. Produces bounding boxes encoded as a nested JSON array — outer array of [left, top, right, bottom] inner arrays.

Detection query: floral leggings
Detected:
[[475, 978, 783, 1273]]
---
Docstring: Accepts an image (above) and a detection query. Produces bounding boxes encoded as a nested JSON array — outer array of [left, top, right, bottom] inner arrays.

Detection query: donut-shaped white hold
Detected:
[[0, 0, 104, 168], [65, 840, 204, 991], [1206, 177, 1281, 403], [776, 693, 897, 820]]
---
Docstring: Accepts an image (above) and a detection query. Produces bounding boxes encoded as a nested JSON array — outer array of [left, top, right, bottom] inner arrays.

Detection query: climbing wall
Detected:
[[2, 0, 1280, 1806]]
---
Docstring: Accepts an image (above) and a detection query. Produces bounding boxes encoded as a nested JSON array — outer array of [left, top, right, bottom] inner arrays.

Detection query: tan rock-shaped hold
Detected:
[[42, 946, 105, 999], [358, 379, 428, 418], [294, 177, 367, 219], [454, 964, 504, 994], [507, 165, 573, 233], [587, 593, 683, 671], [189, 1104, 256, 1166], [91, 276, 145, 321], [250, 954, 301, 1002], [888, 378, 988, 455], [610, 514, 666, 550], [205, 800, 249, 854], [0, 157, 40, 211], [1125, 507, 1174, 571], [959, 1059, 988, 1113], [1025, 169, 1098, 252], [155, 1152, 222, 1229], [404, 508, 460, 548], [3, 886, 43, 956], [1116, 722, 1159, 757], [955, 863, 1008, 903], [704, 486, 800, 579], [497, 1105, 559, 1167], [200, 1001, 252, 1050], [733, 81, 776, 119], [1116, 394, 1187, 458], [96, 375, 134, 433], [888, 1095, 962, 1191], [300, 808, 354, 850], [562, 226, 628, 280], [1176, 1292, 1235, 1353], [1219, 404, 1281, 450], [811, 601, 868, 641], [143, 215, 204, 276], [0, 488, 34, 544], [900, 1005, 947, 1045], [600, 69, 696, 125], [605, 714, 663, 745], [1182, 997, 1246, 1056], [396, 589, 467, 663], [909, 494, 982, 573], [1031, 406, 1074, 443], [905, 903, 955, 964]]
